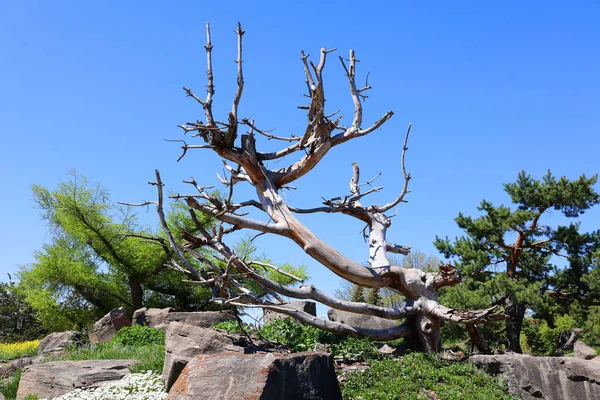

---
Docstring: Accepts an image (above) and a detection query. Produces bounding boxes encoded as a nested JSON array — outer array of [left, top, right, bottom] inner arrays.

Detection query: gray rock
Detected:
[[89, 306, 132, 343], [37, 331, 82, 355], [263, 301, 317, 324], [0, 356, 35, 378], [132, 307, 235, 329], [574, 340, 598, 360], [169, 351, 342, 400], [0, 391, 5, 400], [16, 359, 136, 400], [327, 309, 398, 330], [163, 322, 245, 391], [469, 353, 600, 400]]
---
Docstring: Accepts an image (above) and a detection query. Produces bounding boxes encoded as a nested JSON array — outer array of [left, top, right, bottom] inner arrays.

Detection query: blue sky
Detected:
[[1, 2, 599, 305]]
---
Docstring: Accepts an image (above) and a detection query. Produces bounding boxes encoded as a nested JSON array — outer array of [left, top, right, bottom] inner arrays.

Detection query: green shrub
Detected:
[[260, 318, 337, 352], [340, 353, 517, 400], [212, 320, 251, 334], [112, 325, 165, 347], [332, 337, 381, 361], [56, 342, 165, 374], [523, 314, 576, 355], [0, 369, 22, 400]]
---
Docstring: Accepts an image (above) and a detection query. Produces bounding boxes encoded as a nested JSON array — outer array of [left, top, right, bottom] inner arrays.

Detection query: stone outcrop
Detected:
[[16, 359, 136, 400], [469, 353, 600, 400], [574, 340, 598, 360], [169, 351, 342, 400], [263, 301, 317, 324], [37, 331, 82, 355], [327, 309, 398, 330], [89, 306, 132, 343], [163, 322, 246, 391], [132, 307, 235, 329]]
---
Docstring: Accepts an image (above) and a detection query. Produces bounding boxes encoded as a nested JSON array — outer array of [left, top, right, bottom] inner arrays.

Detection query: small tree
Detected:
[[20, 172, 216, 330], [132, 23, 506, 352], [435, 171, 599, 352], [0, 278, 46, 343]]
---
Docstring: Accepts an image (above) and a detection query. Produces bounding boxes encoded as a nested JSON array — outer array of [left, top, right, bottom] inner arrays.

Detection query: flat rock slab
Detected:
[[469, 354, 600, 400], [132, 307, 235, 329], [327, 309, 398, 330], [16, 359, 136, 400], [263, 301, 317, 324], [169, 351, 342, 400]]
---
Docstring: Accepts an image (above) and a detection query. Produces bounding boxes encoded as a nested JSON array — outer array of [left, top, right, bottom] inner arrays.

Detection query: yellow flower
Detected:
[[0, 340, 40, 360]]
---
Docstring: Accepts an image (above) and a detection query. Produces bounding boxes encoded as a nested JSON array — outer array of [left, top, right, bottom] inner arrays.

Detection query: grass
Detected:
[[0, 369, 22, 400], [0, 340, 39, 360], [55, 342, 165, 373], [340, 352, 517, 400]]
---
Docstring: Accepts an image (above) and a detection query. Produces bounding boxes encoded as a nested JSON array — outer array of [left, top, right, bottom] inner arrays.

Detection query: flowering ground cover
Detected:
[[43, 371, 167, 400], [0, 340, 39, 360]]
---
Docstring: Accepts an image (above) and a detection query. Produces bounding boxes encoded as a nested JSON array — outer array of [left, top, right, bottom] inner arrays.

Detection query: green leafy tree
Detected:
[[0, 277, 46, 343], [19, 172, 214, 330], [435, 171, 599, 352]]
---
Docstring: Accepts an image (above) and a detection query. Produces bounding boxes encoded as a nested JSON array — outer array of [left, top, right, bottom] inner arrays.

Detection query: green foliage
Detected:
[[19, 171, 216, 331], [56, 341, 165, 374], [523, 314, 576, 355], [435, 170, 600, 351], [212, 320, 251, 333], [0, 280, 46, 343], [112, 325, 165, 347], [340, 353, 517, 400], [332, 337, 381, 361], [366, 288, 382, 306], [260, 318, 333, 352], [0, 369, 22, 400]]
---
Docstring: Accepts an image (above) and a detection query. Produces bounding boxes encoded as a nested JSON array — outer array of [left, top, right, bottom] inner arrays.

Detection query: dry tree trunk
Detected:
[[125, 23, 507, 352]]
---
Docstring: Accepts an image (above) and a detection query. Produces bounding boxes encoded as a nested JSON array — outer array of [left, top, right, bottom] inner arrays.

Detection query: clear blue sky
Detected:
[[1, 2, 599, 306]]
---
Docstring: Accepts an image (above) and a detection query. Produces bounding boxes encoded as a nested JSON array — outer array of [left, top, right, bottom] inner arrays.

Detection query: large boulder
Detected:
[[132, 307, 235, 329], [327, 309, 398, 330], [263, 301, 317, 324], [16, 359, 136, 400], [469, 354, 600, 400], [574, 340, 598, 360], [89, 306, 132, 343], [163, 322, 246, 391], [37, 331, 82, 355], [169, 351, 341, 400]]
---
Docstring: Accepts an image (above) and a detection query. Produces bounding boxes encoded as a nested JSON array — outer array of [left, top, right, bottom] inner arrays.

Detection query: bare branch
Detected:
[[373, 123, 412, 213], [248, 260, 304, 282]]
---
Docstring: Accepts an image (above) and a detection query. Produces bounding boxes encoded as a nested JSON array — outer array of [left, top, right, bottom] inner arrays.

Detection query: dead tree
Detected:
[[135, 23, 506, 352]]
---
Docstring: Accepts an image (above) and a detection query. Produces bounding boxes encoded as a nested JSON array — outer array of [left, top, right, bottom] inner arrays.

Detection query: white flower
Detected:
[[44, 371, 168, 400]]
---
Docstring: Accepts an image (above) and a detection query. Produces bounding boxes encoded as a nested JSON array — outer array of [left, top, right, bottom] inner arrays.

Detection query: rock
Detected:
[[378, 344, 396, 355], [16, 359, 136, 400], [263, 301, 317, 324], [469, 354, 600, 400], [163, 322, 246, 391], [591, 355, 600, 363], [132, 307, 235, 329], [37, 331, 82, 355], [574, 340, 598, 360], [327, 309, 398, 330], [169, 351, 342, 400], [0, 392, 5, 400], [0, 356, 36, 378], [89, 306, 132, 343]]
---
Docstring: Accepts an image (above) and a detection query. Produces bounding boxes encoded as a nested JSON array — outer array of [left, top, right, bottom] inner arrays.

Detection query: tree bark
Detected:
[[505, 297, 526, 353], [129, 278, 144, 313]]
